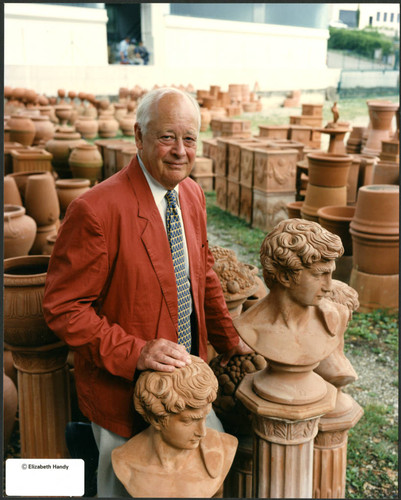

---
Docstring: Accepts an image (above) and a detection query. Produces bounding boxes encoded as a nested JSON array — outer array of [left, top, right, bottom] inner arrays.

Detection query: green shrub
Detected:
[[328, 27, 394, 58]]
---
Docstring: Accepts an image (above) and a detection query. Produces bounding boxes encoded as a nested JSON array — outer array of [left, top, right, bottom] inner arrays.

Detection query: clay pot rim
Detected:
[[317, 205, 356, 222], [307, 152, 353, 164], [11, 149, 52, 159], [71, 144, 97, 150], [286, 201, 304, 208], [366, 100, 399, 110], [31, 115, 51, 121], [359, 184, 399, 194], [52, 132, 83, 140], [349, 227, 399, 241], [4, 255, 50, 278], [7, 170, 52, 179], [4, 204, 26, 217], [56, 178, 91, 188]]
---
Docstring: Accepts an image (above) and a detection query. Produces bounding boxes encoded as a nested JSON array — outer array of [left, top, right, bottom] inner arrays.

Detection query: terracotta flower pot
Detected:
[[31, 115, 55, 145], [306, 152, 353, 187], [45, 126, 86, 179], [74, 115, 99, 139], [302, 184, 347, 217], [317, 205, 356, 256], [4, 176, 23, 206], [4, 205, 37, 259], [363, 100, 398, 155], [286, 200, 304, 219], [3, 255, 58, 347], [350, 229, 399, 275], [25, 174, 60, 226], [98, 115, 119, 138], [56, 178, 91, 214], [8, 114, 36, 146], [372, 161, 399, 185], [3, 370, 18, 449], [6, 170, 53, 204], [350, 185, 399, 235], [68, 144, 103, 186], [30, 223, 58, 255]]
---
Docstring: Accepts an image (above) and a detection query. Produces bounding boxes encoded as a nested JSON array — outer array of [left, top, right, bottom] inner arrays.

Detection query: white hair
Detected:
[[135, 87, 201, 135]]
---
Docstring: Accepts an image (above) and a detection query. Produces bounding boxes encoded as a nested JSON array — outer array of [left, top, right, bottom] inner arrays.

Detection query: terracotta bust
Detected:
[[234, 219, 354, 405], [112, 356, 238, 498]]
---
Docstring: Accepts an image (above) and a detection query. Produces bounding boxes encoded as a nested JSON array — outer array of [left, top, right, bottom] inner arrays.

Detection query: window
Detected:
[[390, 13, 394, 22], [376, 12, 380, 21], [383, 12, 387, 22]]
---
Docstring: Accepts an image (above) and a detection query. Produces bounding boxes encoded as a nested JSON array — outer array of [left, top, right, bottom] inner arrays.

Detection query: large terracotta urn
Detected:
[[56, 178, 91, 214], [306, 152, 353, 187], [68, 144, 103, 186], [363, 100, 398, 155], [8, 114, 36, 146], [25, 174, 60, 227], [45, 126, 86, 178], [6, 170, 53, 204], [4, 205, 37, 259], [74, 115, 99, 139], [31, 115, 55, 145], [98, 114, 119, 138]]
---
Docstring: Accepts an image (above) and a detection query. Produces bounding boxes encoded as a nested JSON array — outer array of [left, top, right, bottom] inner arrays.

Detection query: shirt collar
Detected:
[[137, 154, 180, 207]]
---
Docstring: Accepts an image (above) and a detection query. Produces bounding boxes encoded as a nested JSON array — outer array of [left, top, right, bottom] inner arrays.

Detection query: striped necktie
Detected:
[[165, 190, 191, 353]]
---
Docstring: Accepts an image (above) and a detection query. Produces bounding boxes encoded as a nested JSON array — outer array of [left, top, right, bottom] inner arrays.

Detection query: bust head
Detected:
[[260, 218, 343, 290], [134, 355, 218, 449]]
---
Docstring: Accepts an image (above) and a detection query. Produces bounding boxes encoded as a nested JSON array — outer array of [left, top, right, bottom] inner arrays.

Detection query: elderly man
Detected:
[[43, 87, 250, 497]]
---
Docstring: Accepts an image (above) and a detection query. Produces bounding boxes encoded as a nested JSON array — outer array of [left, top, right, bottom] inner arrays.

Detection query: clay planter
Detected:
[[25, 173, 60, 227], [4, 205, 37, 259], [56, 178, 91, 214], [372, 161, 399, 185], [302, 184, 347, 217], [4, 176, 23, 206], [317, 205, 356, 256], [349, 229, 399, 275], [8, 114, 36, 146], [3, 255, 58, 347], [74, 115, 99, 139], [31, 115, 55, 145], [98, 114, 119, 138], [41, 233, 58, 255], [4, 141, 26, 175], [350, 185, 399, 236], [363, 100, 398, 155], [45, 126, 86, 178], [30, 223, 58, 255], [11, 148, 53, 173], [6, 170, 53, 204], [306, 152, 353, 187], [68, 144, 103, 186], [286, 200, 304, 219], [3, 370, 18, 449]]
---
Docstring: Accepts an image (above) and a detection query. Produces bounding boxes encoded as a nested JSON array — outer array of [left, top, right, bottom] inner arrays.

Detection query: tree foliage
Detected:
[[328, 27, 394, 58]]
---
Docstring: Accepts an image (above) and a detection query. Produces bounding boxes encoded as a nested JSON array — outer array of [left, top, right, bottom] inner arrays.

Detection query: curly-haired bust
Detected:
[[111, 356, 238, 497], [234, 219, 352, 367]]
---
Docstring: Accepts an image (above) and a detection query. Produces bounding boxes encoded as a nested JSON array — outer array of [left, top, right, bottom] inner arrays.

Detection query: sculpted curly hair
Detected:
[[134, 355, 218, 427], [260, 219, 344, 288]]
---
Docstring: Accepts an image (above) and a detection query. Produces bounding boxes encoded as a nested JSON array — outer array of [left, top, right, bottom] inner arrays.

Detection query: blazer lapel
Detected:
[[126, 158, 178, 331]]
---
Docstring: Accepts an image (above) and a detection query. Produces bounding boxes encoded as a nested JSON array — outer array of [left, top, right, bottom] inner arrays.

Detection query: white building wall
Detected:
[[4, 3, 340, 96]]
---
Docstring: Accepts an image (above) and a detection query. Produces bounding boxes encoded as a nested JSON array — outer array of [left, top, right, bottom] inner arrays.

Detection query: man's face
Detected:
[[134, 94, 198, 190], [157, 403, 210, 450], [287, 260, 335, 307]]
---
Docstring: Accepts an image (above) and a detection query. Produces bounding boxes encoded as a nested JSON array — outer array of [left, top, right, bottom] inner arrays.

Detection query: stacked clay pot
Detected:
[[301, 152, 353, 221], [317, 205, 356, 257], [349, 185, 399, 312], [362, 100, 398, 156], [31, 115, 55, 145], [98, 114, 119, 138], [25, 174, 60, 254], [74, 115, 99, 139], [4, 204, 37, 259], [68, 144, 103, 186], [372, 137, 399, 185]]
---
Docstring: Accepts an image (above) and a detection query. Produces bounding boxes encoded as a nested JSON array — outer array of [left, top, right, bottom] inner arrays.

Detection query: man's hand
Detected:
[[137, 338, 192, 372], [219, 337, 254, 367]]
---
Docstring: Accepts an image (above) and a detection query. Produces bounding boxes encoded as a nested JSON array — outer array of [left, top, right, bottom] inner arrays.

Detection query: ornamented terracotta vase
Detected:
[[3, 370, 18, 449], [25, 174, 60, 227], [317, 205, 356, 256], [98, 114, 119, 138], [68, 144, 103, 186], [363, 100, 398, 155], [56, 178, 91, 214], [4, 176, 23, 206], [306, 153, 353, 187], [74, 115, 99, 139], [4, 205, 37, 259], [54, 105, 72, 125], [31, 115, 55, 145], [8, 114, 36, 146], [45, 126, 86, 178]]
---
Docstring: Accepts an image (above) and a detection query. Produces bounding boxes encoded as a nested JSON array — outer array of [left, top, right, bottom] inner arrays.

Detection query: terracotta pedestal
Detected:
[[317, 127, 350, 155], [237, 374, 336, 498], [313, 394, 363, 498]]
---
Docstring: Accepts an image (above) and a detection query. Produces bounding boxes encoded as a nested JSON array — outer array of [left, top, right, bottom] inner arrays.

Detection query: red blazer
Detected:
[[43, 157, 239, 437]]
